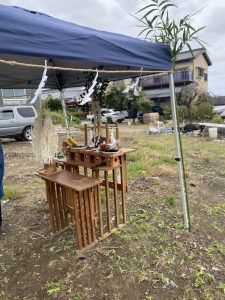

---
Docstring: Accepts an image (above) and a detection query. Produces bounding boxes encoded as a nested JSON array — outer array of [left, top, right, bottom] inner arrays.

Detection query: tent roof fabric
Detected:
[[0, 5, 172, 89]]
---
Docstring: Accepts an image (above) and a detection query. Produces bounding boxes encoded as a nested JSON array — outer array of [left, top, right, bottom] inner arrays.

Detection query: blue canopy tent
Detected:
[[0, 4, 190, 229], [0, 5, 171, 89]]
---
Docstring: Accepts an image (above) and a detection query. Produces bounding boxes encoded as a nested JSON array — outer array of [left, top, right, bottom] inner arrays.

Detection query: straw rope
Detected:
[[0, 59, 171, 74]]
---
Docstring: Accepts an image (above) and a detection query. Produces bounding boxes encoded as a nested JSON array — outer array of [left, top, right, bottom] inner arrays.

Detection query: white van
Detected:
[[0, 106, 37, 141]]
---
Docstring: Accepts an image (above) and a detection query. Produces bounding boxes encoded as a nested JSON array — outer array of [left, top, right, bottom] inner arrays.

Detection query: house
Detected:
[[0, 88, 35, 106], [140, 48, 212, 108], [41, 87, 85, 108]]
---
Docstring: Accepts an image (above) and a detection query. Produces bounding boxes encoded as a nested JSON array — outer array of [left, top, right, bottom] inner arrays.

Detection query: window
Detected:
[[17, 107, 35, 118], [2, 89, 26, 99], [0, 110, 14, 120], [2, 89, 14, 99], [197, 67, 204, 77], [14, 89, 25, 99], [153, 76, 161, 84], [204, 73, 208, 81]]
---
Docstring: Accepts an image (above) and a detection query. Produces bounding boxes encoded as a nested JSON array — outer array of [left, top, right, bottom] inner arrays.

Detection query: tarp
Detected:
[[0, 5, 172, 89]]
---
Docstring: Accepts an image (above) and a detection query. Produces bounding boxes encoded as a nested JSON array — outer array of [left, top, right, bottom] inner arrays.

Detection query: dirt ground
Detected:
[[0, 125, 225, 300]]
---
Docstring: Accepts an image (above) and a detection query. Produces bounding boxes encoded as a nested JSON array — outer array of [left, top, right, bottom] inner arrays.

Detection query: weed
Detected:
[[127, 161, 147, 180], [67, 289, 82, 300], [31, 178, 43, 185], [57, 236, 75, 251], [194, 266, 214, 288], [30, 204, 49, 213], [157, 272, 170, 285], [210, 204, 225, 216], [207, 241, 225, 256], [202, 156, 210, 163], [128, 209, 150, 224], [170, 220, 183, 229], [187, 251, 195, 261], [46, 282, 61, 296], [48, 259, 58, 268], [0, 263, 8, 273], [165, 195, 176, 206], [162, 156, 177, 165], [218, 283, 225, 294], [3, 185, 25, 200], [139, 271, 149, 283]]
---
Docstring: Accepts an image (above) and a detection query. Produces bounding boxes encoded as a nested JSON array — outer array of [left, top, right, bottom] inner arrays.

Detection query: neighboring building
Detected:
[[0, 89, 35, 106], [41, 87, 85, 107], [140, 48, 212, 108]]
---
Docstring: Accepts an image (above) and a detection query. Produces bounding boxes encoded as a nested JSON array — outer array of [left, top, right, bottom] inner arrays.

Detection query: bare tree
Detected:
[[176, 84, 199, 121]]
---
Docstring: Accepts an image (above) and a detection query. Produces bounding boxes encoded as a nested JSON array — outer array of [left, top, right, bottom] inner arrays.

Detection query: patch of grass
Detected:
[[210, 204, 225, 216], [207, 241, 225, 256], [156, 272, 170, 285], [161, 156, 177, 165], [170, 220, 183, 229], [127, 161, 148, 180], [128, 209, 150, 224], [3, 185, 25, 200], [165, 195, 176, 206], [46, 282, 61, 296], [31, 178, 43, 185], [218, 283, 225, 294], [30, 204, 49, 213], [202, 156, 210, 163], [194, 266, 215, 288], [217, 171, 225, 177]]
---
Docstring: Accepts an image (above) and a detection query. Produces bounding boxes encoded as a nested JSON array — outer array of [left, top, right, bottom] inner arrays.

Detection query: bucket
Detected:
[[208, 127, 218, 139]]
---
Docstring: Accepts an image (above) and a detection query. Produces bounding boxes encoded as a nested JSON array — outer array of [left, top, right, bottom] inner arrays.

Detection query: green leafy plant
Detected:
[[195, 266, 214, 287], [46, 282, 61, 296], [49, 111, 80, 126], [218, 283, 225, 294], [46, 95, 62, 111], [137, 0, 206, 66], [165, 195, 176, 206], [211, 114, 224, 124]]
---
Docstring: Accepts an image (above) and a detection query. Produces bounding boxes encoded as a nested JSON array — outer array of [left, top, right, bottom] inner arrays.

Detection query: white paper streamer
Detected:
[[122, 68, 143, 96], [79, 71, 98, 105], [30, 60, 48, 104]]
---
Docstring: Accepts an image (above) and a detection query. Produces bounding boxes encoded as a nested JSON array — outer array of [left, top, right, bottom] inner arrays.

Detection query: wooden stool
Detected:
[[38, 170, 102, 252]]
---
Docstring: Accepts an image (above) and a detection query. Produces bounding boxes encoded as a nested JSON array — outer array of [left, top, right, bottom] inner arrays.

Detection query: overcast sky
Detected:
[[1, 0, 225, 95]]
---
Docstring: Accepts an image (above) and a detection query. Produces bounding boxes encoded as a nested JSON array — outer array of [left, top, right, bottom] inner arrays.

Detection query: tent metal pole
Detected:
[[60, 89, 70, 137], [168, 72, 190, 231]]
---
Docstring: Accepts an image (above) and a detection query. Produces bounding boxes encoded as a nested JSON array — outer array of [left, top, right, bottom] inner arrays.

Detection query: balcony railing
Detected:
[[141, 70, 193, 88]]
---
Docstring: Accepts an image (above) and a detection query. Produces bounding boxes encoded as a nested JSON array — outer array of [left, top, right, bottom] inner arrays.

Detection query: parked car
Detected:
[[120, 110, 129, 119], [0, 105, 37, 141], [90, 108, 125, 123], [101, 109, 125, 123]]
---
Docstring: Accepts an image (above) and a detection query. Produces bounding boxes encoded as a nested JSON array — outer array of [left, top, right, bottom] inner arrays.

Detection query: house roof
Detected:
[[176, 48, 212, 66], [144, 83, 196, 99]]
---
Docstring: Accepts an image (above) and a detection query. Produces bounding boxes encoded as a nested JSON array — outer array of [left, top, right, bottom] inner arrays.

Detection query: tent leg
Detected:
[[168, 72, 190, 231], [60, 90, 70, 137]]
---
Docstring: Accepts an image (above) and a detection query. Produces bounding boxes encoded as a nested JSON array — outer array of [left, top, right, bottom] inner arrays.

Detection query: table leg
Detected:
[[112, 169, 119, 228], [120, 155, 127, 224], [104, 171, 112, 233]]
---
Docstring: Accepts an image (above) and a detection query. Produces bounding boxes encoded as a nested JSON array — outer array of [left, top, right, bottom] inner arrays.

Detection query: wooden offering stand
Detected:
[[41, 123, 135, 252]]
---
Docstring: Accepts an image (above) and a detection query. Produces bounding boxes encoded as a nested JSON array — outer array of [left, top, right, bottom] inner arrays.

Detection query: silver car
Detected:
[[0, 105, 37, 141]]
